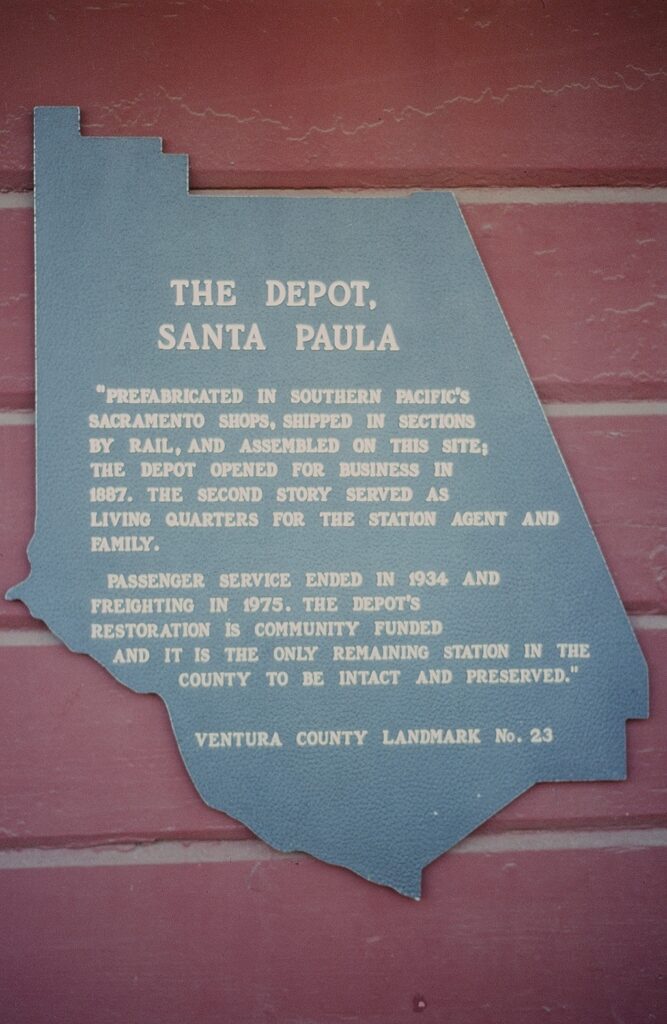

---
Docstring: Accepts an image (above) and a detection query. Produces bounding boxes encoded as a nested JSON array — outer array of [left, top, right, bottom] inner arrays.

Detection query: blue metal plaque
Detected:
[[8, 108, 647, 896]]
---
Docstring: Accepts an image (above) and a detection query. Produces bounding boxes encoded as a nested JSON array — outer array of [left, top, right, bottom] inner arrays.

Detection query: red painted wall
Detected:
[[1, 3, 666, 1022]]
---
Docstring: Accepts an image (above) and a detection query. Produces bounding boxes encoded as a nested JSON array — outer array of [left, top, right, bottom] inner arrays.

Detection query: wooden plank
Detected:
[[1, 1, 666, 190], [0, 644, 248, 846], [462, 204, 667, 402], [2, 417, 665, 626], [3, 846, 666, 1023], [0, 425, 34, 628], [0, 630, 662, 849], [2, 203, 666, 407], [550, 416, 667, 615], [0, 210, 33, 409]]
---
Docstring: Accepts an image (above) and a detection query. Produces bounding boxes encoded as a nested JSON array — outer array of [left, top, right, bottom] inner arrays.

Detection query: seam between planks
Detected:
[[2, 828, 667, 870], [4, 187, 667, 208], [2, 403, 667, 427], [1, 617, 664, 647], [542, 402, 667, 417]]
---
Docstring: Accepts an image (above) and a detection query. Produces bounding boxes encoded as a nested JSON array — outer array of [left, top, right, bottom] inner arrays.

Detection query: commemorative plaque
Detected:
[[8, 108, 648, 896]]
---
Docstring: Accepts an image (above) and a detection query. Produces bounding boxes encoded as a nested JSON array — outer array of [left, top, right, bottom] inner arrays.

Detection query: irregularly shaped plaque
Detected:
[[9, 108, 647, 897]]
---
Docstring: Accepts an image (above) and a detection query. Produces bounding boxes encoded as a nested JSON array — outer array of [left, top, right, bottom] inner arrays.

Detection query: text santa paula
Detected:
[[156, 278, 399, 352]]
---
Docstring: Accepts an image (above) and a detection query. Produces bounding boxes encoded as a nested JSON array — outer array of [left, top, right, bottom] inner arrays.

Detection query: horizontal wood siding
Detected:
[[3, 848, 667, 1024], [1, 1, 666, 189]]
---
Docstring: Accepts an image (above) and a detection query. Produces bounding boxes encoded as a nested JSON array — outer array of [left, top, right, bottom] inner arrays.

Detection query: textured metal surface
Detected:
[[7, 109, 647, 895]]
